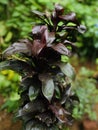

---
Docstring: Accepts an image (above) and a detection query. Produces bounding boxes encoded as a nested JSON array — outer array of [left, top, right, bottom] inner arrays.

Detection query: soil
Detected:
[[0, 95, 22, 130]]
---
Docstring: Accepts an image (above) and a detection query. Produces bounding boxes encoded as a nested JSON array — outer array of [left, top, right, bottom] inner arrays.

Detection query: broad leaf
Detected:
[[61, 84, 71, 104], [64, 40, 76, 47], [32, 39, 46, 56], [57, 63, 76, 80], [31, 25, 48, 56], [55, 4, 64, 15], [52, 43, 71, 56], [49, 103, 72, 125], [47, 32, 55, 45], [0, 60, 33, 75], [39, 74, 54, 101], [59, 12, 79, 25], [77, 25, 86, 34], [17, 100, 45, 117], [28, 85, 39, 101], [3, 39, 33, 58]]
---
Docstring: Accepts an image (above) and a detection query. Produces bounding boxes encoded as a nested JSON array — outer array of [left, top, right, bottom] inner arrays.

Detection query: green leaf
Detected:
[[42, 78, 54, 101], [29, 85, 39, 101], [58, 63, 76, 80], [61, 55, 69, 63], [5, 32, 13, 42], [0, 22, 7, 36]]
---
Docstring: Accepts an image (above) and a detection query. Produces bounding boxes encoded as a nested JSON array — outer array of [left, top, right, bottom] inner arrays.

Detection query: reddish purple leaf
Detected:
[[49, 103, 71, 125], [64, 40, 76, 47], [77, 25, 86, 33], [59, 12, 79, 25], [32, 25, 48, 41], [47, 32, 55, 46], [32, 40, 46, 56], [55, 4, 64, 15], [52, 43, 71, 56], [3, 39, 33, 57]]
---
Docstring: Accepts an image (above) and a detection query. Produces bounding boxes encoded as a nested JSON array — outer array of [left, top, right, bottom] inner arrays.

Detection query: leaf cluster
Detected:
[[0, 4, 85, 130]]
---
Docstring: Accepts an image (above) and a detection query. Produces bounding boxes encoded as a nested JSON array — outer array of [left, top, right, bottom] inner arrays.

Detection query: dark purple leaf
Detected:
[[57, 63, 76, 80], [61, 84, 72, 104], [32, 40, 46, 56], [35, 112, 56, 126], [0, 60, 33, 76], [17, 99, 45, 117], [32, 25, 48, 40], [59, 12, 79, 25], [47, 32, 55, 45], [3, 39, 33, 58], [39, 74, 54, 101], [77, 25, 86, 33], [51, 4, 64, 31], [64, 40, 76, 47], [32, 25, 49, 56], [29, 85, 39, 101], [49, 103, 72, 125], [38, 47, 61, 62], [52, 43, 71, 56], [55, 4, 64, 15]]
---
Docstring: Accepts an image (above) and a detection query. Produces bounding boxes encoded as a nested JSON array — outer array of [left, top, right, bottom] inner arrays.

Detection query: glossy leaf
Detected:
[[47, 32, 55, 45], [0, 60, 33, 75], [49, 103, 72, 125], [52, 43, 71, 56], [3, 39, 33, 58], [17, 100, 45, 117], [39, 74, 54, 101], [32, 39, 46, 56], [57, 63, 76, 80], [42, 78, 54, 101], [77, 25, 86, 34], [59, 12, 79, 25], [61, 84, 71, 104], [28, 85, 39, 101], [55, 4, 64, 15]]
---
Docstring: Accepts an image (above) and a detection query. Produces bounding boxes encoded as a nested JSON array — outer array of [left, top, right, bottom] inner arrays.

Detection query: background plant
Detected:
[[0, 70, 20, 112], [72, 67, 98, 120]]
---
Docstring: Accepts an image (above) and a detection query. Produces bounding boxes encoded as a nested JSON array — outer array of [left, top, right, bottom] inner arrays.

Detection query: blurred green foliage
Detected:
[[72, 67, 98, 120], [0, 70, 20, 112]]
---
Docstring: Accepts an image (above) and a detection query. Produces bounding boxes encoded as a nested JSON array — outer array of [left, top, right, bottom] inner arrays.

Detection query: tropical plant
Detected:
[[0, 4, 85, 130]]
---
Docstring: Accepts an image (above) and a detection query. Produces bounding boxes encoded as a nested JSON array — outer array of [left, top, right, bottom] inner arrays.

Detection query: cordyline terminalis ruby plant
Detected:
[[0, 4, 86, 130]]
